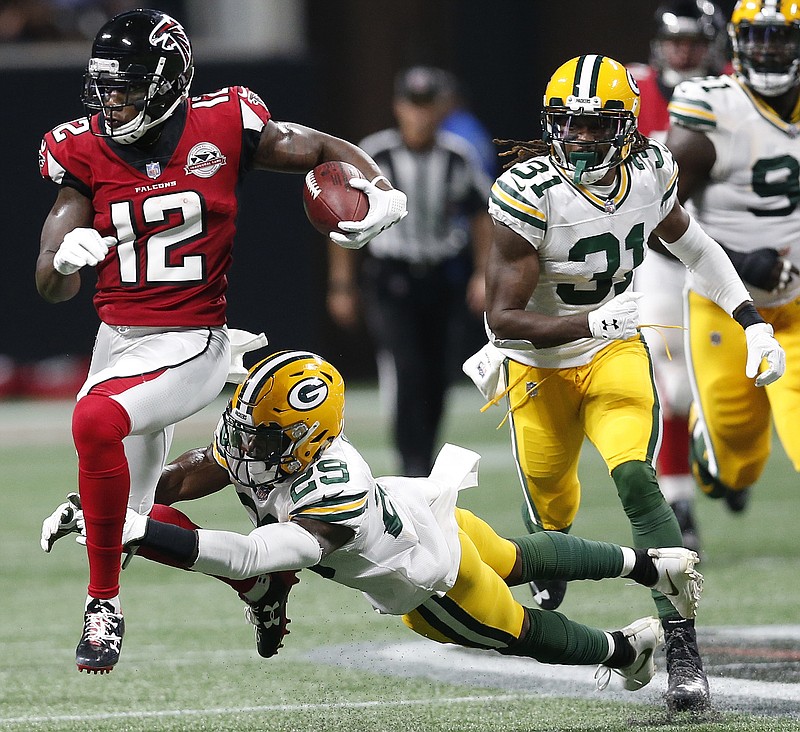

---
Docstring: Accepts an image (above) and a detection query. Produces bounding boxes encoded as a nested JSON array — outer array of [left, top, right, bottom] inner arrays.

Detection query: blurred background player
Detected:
[[36, 7, 406, 674], [43, 350, 705, 695], [666, 0, 800, 523], [479, 53, 784, 712], [628, 0, 728, 553], [326, 65, 493, 476]]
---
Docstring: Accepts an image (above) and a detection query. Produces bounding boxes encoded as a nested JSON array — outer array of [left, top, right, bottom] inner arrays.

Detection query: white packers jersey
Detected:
[[214, 436, 477, 615], [488, 143, 679, 368], [669, 74, 800, 307]]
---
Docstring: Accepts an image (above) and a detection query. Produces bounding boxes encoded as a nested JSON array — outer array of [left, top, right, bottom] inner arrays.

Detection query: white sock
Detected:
[[619, 546, 637, 576], [602, 631, 616, 662]]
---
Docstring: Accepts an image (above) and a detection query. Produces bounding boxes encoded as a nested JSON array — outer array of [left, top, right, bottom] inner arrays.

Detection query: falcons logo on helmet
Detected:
[[149, 16, 191, 68]]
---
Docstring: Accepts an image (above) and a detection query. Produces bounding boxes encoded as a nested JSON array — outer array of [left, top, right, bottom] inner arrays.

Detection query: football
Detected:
[[303, 161, 369, 236]]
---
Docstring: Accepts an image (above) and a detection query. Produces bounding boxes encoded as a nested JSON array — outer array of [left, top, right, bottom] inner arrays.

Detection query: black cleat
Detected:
[[724, 486, 750, 514], [75, 599, 124, 674], [242, 571, 300, 658], [663, 617, 711, 713], [528, 578, 568, 610], [670, 500, 702, 555]]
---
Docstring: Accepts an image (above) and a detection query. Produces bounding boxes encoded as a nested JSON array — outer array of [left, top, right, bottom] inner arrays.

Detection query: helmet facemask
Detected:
[[83, 56, 192, 143], [216, 350, 346, 493], [544, 108, 636, 185], [218, 408, 317, 492], [542, 55, 640, 186], [731, 21, 800, 96]]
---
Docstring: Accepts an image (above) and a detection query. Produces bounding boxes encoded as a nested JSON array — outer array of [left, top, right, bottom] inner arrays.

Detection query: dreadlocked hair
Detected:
[[494, 129, 652, 170], [494, 138, 548, 169]]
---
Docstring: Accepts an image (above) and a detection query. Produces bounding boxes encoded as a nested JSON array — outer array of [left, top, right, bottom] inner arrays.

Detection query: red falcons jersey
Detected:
[[38, 86, 271, 327]]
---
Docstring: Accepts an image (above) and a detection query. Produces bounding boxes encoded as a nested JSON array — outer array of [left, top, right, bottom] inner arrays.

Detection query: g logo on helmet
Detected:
[[288, 377, 329, 411]]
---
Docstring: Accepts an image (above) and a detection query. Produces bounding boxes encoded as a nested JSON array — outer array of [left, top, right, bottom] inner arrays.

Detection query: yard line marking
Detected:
[[0, 693, 537, 725], [311, 637, 800, 708]]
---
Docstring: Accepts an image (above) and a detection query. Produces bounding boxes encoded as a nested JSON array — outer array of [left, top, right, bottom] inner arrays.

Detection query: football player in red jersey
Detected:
[[36, 8, 407, 675], [628, 1, 728, 554]]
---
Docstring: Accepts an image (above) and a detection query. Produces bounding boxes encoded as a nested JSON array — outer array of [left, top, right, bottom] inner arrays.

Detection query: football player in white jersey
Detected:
[[666, 1, 800, 523], [476, 54, 785, 712], [44, 350, 706, 694], [629, 0, 729, 554]]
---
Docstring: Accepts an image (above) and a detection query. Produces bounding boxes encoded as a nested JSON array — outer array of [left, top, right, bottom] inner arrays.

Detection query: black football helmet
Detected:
[[82, 9, 194, 144], [652, 0, 727, 89]]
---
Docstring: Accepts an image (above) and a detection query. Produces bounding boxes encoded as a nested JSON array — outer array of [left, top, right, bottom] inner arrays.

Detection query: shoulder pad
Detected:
[[668, 76, 733, 132]]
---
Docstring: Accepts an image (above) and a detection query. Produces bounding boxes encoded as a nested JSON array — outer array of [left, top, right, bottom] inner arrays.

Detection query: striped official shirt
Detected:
[[359, 128, 493, 264]]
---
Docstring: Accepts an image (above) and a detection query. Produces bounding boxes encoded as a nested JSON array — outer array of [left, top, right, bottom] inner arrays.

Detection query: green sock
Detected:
[[512, 531, 624, 582], [502, 607, 610, 665]]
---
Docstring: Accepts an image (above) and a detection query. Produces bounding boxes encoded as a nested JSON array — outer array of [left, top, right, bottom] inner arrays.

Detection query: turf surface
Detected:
[[1, 383, 797, 731]]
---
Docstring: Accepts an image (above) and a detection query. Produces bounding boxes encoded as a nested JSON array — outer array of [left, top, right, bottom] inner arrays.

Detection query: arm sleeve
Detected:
[[191, 520, 323, 580], [662, 215, 752, 315]]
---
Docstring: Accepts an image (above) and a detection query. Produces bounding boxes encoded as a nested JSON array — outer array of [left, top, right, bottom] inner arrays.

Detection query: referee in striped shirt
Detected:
[[327, 66, 493, 476]]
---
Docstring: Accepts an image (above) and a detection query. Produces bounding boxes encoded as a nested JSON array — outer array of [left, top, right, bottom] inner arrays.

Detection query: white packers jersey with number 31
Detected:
[[488, 141, 679, 368], [669, 74, 800, 307]]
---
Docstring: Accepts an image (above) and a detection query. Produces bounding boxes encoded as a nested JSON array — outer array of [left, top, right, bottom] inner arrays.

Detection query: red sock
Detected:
[[145, 504, 257, 595], [72, 394, 131, 599], [658, 414, 691, 477]]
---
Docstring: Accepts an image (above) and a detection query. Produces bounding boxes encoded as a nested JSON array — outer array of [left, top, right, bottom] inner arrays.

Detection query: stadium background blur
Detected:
[[0, 0, 738, 397]]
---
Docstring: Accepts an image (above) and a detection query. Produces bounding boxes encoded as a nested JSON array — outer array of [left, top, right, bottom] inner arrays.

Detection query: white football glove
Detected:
[[40, 492, 84, 552], [226, 328, 268, 384], [122, 508, 149, 548], [745, 322, 785, 387], [329, 176, 408, 249], [587, 292, 645, 341], [52, 228, 116, 275]]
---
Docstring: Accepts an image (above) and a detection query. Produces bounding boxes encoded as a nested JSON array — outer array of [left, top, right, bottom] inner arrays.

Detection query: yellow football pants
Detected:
[[402, 508, 525, 648], [687, 291, 800, 488], [506, 338, 660, 531]]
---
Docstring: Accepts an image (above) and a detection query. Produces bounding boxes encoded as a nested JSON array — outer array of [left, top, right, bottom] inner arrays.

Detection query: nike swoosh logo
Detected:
[[632, 648, 653, 678], [662, 571, 680, 597]]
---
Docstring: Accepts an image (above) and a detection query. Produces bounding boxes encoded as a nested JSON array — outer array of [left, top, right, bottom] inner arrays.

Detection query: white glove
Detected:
[[52, 228, 116, 275], [329, 176, 408, 249], [745, 322, 785, 387], [587, 292, 645, 341], [122, 508, 149, 547], [40, 492, 84, 552], [226, 328, 268, 384]]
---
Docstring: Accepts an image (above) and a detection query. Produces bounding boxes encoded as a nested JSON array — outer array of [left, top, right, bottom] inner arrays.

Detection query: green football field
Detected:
[[1, 382, 798, 732]]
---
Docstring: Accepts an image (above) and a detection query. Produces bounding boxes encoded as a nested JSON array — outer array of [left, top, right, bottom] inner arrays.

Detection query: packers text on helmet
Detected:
[[542, 55, 641, 185]]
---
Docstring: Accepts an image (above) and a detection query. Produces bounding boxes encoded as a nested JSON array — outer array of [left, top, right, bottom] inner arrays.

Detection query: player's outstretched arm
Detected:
[[154, 446, 231, 506], [123, 510, 353, 580]]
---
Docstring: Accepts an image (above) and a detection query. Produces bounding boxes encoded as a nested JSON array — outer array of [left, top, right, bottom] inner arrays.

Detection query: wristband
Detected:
[[732, 301, 764, 330]]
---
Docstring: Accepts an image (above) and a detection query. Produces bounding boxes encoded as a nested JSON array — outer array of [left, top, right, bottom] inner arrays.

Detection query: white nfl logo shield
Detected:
[[146, 161, 162, 179]]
